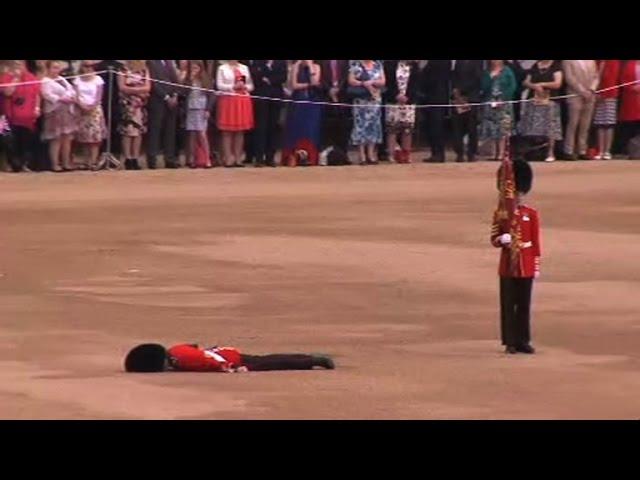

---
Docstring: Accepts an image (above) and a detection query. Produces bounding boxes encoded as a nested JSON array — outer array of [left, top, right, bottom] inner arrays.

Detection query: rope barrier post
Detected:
[[97, 66, 119, 170]]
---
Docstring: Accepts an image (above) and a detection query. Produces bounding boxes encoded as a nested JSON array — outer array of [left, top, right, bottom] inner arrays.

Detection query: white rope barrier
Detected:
[[2, 67, 639, 111], [113, 70, 640, 110]]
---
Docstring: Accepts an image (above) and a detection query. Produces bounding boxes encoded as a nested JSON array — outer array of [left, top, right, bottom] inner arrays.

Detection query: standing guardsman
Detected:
[[491, 144, 541, 354]]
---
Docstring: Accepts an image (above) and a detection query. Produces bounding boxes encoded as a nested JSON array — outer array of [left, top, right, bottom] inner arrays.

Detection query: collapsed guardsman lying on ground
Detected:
[[124, 343, 335, 373]]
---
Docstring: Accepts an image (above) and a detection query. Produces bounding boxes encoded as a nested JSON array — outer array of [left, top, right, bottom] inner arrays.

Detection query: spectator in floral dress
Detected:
[[348, 60, 386, 165], [73, 60, 107, 170], [117, 60, 151, 170], [479, 60, 516, 160], [518, 60, 564, 162], [383, 60, 419, 164]]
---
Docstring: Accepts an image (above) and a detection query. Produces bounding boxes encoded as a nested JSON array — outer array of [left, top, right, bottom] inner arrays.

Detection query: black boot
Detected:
[[147, 156, 157, 170], [312, 355, 335, 370], [124, 159, 133, 170], [132, 158, 141, 170], [516, 344, 536, 354]]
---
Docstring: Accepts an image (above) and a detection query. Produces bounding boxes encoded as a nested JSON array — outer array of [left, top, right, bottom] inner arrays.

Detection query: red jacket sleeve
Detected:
[[530, 208, 541, 274]]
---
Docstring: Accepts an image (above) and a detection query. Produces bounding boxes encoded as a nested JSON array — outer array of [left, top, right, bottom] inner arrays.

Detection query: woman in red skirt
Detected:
[[216, 60, 254, 167]]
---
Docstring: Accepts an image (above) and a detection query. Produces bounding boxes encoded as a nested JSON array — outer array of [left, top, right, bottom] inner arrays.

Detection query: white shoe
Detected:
[[594, 154, 603, 160], [544, 156, 556, 163], [603, 152, 612, 160], [319, 147, 332, 167]]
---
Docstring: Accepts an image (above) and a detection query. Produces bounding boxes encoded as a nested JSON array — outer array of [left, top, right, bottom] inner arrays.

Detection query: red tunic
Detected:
[[619, 60, 640, 122], [167, 344, 242, 372], [491, 204, 541, 278]]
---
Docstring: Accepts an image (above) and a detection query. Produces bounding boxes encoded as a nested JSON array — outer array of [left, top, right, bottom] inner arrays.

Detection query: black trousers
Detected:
[[321, 105, 351, 153], [253, 98, 282, 164], [33, 116, 50, 171], [147, 99, 178, 167], [240, 353, 317, 371], [176, 100, 187, 159], [500, 277, 533, 347], [424, 108, 447, 160], [377, 112, 388, 159], [451, 109, 478, 159], [0, 135, 11, 169], [6, 126, 39, 172], [617, 121, 640, 155]]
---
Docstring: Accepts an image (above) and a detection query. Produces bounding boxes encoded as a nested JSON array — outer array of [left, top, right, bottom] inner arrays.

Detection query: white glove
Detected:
[[499, 233, 512, 246]]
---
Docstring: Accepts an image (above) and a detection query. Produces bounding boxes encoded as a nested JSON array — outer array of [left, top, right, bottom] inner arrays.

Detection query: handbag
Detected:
[[0, 115, 12, 137], [346, 63, 373, 100], [628, 135, 640, 159], [347, 85, 372, 100]]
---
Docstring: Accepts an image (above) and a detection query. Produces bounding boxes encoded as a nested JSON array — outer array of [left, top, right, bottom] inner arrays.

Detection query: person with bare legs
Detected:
[[73, 61, 107, 170], [216, 60, 254, 168], [479, 60, 516, 160], [384, 60, 419, 164], [348, 60, 386, 165], [184, 60, 214, 168], [40, 60, 78, 172], [117, 60, 151, 170], [593, 60, 621, 160]]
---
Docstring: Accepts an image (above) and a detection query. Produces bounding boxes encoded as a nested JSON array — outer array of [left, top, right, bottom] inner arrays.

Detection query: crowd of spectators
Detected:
[[1, 60, 639, 173]]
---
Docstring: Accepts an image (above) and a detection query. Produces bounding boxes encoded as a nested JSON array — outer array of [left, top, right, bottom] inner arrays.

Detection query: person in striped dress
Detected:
[[593, 60, 622, 160]]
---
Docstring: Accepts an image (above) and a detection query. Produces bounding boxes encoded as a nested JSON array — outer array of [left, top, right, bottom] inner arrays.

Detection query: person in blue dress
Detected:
[[282, 60, 323, 166]]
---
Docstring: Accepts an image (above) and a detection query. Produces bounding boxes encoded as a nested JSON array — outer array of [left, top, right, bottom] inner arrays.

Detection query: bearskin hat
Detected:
[[496, 160, 534, 194], [513, 160, 533, 194], [124, 343, 168, 372]]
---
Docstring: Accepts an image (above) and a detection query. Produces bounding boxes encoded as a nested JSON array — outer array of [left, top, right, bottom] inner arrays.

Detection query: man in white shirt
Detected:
[[562, 60, 599, 160]]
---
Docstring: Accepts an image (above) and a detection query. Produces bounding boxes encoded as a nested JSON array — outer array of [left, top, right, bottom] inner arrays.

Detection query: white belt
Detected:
[[204, 349, 227, 363], [520, 241, 532, 249]]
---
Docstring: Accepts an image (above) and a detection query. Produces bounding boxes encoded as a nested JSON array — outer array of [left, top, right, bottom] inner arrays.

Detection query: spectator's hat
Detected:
[[124, 344, 169, 372]]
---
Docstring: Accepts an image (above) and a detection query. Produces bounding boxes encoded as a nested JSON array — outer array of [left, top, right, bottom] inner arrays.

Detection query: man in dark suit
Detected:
[[420, 60, 452, 162], [451, 60, 484, 162], [147, 60, 182, 169], [319, 59, 351, 155], [240, 60, 257, 165], [94, 60, 125, 158], [249, 60, 288, 167], [505, 60, 530, 124]]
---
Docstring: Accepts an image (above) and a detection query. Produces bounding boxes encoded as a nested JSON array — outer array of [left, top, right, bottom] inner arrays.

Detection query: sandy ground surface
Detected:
[[1, 160, 640, 419]]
